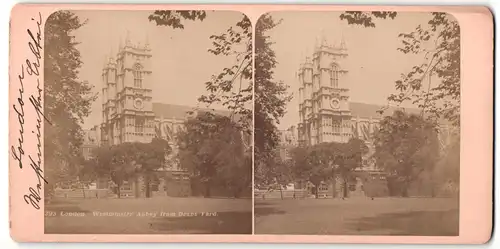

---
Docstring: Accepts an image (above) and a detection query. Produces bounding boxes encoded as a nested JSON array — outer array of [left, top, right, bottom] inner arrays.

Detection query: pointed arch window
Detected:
[[135, 116, 145, 133], [330, 64, 339, 88], [133, 64, 143, 88]]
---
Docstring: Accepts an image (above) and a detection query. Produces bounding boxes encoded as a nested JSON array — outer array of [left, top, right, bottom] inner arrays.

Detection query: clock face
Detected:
[[330, 98, 340, 109], [134, 98, 144, 110]]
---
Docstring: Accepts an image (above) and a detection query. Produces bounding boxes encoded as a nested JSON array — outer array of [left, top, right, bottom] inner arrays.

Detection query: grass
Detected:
[[45, 197, 252, 234], [254, 197, 459, 235]]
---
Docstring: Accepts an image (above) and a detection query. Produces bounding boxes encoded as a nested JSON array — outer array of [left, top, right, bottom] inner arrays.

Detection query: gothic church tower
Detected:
[[298, 34, 351, 146], [101, 33, 155, 145]]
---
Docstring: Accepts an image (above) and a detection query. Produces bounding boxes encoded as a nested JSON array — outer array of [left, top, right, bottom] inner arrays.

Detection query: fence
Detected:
[[54, 188, 113, 199], [254, 189, 309, 200]]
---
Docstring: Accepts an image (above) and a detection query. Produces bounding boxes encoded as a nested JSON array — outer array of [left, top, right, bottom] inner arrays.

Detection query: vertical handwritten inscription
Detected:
[[11, 12, 50, 210]]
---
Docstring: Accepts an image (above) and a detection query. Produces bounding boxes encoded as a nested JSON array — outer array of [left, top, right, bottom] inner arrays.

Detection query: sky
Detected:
[[265, 11, 442, 130], [71, 10, 246, 129]]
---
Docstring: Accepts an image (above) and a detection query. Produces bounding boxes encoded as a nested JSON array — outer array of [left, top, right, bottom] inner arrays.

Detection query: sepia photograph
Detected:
[[7, 3, 495, 243], [254, 11, 460, 235], [43, 9, 253, 234]]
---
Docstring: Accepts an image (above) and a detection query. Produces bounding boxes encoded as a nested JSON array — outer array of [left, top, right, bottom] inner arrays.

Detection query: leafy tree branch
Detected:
[[340, 12, 460, 126]]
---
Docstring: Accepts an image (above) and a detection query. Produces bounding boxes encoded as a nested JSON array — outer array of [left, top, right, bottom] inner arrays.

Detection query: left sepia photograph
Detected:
[[43, 10, 253, 234]]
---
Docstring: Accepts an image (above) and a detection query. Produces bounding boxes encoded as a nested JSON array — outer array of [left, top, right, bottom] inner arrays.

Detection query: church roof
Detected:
[[152, 102, 447, 124], [152, 102, 232, 120], [350, 102, 420, 120], [152, 102, 418, 121], [350, 102, 452, 126]]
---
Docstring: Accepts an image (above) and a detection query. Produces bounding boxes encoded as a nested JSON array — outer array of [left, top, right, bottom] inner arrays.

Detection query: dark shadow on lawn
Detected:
[[346, 209, 459, 236], [151, 211, 252, 234], [254, 204, 285, 217], [188, 196, 252, 200], [253, 201, 276, 206]]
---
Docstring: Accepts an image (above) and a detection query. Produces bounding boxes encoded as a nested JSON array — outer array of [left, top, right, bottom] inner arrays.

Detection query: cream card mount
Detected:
[[9, 4, 493, 244]]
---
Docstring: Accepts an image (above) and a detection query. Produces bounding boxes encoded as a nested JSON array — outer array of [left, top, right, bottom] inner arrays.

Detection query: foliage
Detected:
[[176, 112, 251, 198], [339, 11, 397, 27], [148, 11, 291, 188], [78, 157, 99, 186], [87, 145, 135, 197], [372, 110, 440, 197], [435, 135, 460, 184], [86, 138, 171, 198], [133, 138, 172, 197], [135, 138, 172, 172], [263, 157, 294, 196], [301, 144, 336, 195], [391, 13, 460, 126], [336, 139, 369, 197], [254, 14, 293, 186], [148, 10, 207, 29], [44, 11, 97, 197], [340, 12, 460, 126], [290, 138, 368, 198], [149, 10, 253, 130], [288, 146, 309, 182]]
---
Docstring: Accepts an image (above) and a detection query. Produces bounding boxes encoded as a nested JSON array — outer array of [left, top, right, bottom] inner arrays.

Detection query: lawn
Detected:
[[45, 197, 252, 234], [255, 197, 459, 235]]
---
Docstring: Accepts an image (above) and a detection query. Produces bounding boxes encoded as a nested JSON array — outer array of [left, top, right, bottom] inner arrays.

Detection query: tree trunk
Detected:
[[343, 179, 349, 198], [279, 186, 284, 200], [430, 174, 436, 197], [331, 176, 337, 198], [204, 182, 211, 198], [315, 185, 319, 199], [233, 186, 242, 198], [402, 178, 410, 197], [145, 174, 151, 198], [117, 184, 121, 198], [81, 184, 86, 199], [402, 187, 409, 197]]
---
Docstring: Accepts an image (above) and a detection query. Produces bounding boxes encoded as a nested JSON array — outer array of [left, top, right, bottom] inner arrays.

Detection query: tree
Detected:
[[176, 112, 219, 197], [177, 112, 251, 198], [148, 12, 291, 188], [335, 138, 369, 198], [44, 11, 97, 198], [288, 146, 309, 189], [290, 143, 336, 198], [263, 157, 294, 199], [290, 139, 367, 199], [89, 145, 135, 198], [149, 11, 252, 130], [340, 11, 397, 27], [87, 138, 171, 198], [434, 135, 460, 194], [308, 143, 338, 198], [148, 11, 207, 29], [132, 138, 171, 198], [209, 117, 252, 198], [373, 110, 440, 197], [340, 12, 460, 127], [77, 157, 99, 198], [254, 14, 293, 187]]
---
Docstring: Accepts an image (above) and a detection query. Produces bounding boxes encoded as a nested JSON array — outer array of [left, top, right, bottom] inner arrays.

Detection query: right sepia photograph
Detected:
[[254, 11, 460, 236]]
